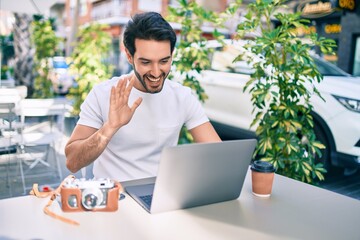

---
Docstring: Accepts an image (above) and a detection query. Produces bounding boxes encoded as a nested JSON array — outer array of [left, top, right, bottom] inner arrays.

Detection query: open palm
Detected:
[[108, 75, 142, 130]]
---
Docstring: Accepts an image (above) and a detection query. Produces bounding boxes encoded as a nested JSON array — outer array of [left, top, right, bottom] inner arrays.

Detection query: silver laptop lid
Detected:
[[150, 139, 257, 213]]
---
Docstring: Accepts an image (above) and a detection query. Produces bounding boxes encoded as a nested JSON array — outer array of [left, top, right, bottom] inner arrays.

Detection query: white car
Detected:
[[188, 40, 360, 172]]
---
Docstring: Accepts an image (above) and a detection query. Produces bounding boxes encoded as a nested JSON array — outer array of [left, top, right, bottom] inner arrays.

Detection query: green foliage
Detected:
[[0, 34, 15, 79], [67, 23, 113, 116], [31, 18, 61, 98], [167, 0, 226, 144], [0, 33, 15, 66], [235, 0, 336, 184], [1, 65, 13, 79]]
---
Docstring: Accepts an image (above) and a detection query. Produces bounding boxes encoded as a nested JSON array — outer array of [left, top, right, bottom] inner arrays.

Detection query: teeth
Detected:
[[147, 76, 161, 82]]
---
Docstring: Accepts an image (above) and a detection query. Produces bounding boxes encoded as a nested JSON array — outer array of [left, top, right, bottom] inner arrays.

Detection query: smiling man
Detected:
[[129, 39, 171, 93], [65, 12, 221, 181]]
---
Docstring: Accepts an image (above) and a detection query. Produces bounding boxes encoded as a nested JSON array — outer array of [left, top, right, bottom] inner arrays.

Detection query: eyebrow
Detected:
[[138, 56, 172, 62]]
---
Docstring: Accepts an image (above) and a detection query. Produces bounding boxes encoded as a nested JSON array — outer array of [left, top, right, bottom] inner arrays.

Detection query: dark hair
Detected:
[[123, 12, 177, 56]]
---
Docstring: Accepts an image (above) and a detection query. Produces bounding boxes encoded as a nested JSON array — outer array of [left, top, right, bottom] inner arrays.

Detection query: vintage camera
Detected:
[[60, 178, 122, 212]]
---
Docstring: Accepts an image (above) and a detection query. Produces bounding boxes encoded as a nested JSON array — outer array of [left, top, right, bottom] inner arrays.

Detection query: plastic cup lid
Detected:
[[251, 160, 276, 173]]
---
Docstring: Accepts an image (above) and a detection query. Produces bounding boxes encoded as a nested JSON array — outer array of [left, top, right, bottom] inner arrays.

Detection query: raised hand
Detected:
[[108, 75, 142, 130]]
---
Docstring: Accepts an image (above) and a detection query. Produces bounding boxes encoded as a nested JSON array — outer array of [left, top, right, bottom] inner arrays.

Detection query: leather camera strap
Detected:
[[30, 175, 80, 226]]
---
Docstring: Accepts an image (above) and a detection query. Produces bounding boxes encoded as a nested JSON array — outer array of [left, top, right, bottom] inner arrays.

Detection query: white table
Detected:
[[0, 170, 359, 240], [20, 98, 72, 131], [0, 89, 72, 132]]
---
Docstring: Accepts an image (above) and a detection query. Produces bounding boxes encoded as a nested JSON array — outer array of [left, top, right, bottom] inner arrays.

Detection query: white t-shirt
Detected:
[[78, 76, 209, 181]]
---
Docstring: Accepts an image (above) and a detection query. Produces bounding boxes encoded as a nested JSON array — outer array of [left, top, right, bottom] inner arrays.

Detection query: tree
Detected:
[[167, 0, 226, 143], [13, 13, 35, 95], [66, 0, 80, 56], [67, 23, 113, 116], [31, 16, 61, 98]]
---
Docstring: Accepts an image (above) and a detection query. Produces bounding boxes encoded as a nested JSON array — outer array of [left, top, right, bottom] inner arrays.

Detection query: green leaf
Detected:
[[302, 162, 312, 170], [313, 142, 326, 149], [315, 171, 325, 181]]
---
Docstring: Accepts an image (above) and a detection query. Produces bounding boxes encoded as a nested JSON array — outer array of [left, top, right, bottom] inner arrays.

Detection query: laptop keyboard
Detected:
[[139, 194, 153, 208]]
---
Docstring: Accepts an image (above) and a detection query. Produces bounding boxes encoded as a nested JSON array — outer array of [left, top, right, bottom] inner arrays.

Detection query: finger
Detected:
[[123, 77, 135, 99], [110, 86, 116, 106], [130, 97, 143, 112], [118, 73, 133, 90], [116, 79, 128, 103], [114, 79, 122, 99], [116, 77, 124, 90], [114, 79, 125, 103]]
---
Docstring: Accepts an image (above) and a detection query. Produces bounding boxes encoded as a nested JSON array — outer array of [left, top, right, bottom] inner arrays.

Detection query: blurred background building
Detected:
[[289, 0, 360, 76]]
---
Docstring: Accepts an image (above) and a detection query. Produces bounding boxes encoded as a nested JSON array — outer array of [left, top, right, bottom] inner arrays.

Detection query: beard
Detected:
[[133, 65, 169, 94]]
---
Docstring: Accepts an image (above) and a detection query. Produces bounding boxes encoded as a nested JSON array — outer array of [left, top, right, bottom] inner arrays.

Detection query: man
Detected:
[[65, 12, 221, 181]]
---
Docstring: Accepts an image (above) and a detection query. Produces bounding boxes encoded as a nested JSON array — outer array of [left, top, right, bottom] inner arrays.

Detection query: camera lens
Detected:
[[68, 194, 78, 208], [81, 188, 104, 210]]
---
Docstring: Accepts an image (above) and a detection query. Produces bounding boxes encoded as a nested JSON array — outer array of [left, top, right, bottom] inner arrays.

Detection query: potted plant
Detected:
[[234, 0, 336, 184]]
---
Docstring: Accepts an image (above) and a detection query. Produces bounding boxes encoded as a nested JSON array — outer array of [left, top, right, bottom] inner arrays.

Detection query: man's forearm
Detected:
[[65, 123, 116, 173]]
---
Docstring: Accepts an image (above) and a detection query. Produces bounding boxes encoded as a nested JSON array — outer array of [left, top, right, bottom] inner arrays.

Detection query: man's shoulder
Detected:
[[91, 76, 128, 96], [166, 79, 183, 87], [165, 80, 191, 94], [94, 76, 120, 90]]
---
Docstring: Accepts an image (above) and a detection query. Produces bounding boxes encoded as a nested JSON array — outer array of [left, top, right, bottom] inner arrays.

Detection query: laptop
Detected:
[[125, 139, 257, 214]]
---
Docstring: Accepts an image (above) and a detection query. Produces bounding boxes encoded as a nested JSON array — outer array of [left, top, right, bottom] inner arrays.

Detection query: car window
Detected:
[[209, 43, 349, 77], [313, 58, 349, 76], [210, 45, 254, 75]]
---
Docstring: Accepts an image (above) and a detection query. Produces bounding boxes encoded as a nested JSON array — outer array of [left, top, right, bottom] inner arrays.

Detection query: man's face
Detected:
[[126, 39, 172, 93]]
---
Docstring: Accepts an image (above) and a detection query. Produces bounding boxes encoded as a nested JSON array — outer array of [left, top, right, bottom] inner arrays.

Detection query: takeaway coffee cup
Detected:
[[251, 160, 276, 198]]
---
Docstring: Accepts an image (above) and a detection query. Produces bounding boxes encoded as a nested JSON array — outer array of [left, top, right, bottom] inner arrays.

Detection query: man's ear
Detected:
[[125, 48, 133, 64]]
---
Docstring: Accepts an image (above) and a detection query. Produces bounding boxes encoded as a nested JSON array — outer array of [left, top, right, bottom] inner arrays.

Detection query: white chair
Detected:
[[0, 103, 21, 134], [0, 87, 27, 134], [19, 98, 69, 173], [20, 98, 71, 133], [0, 102, 24, 196], [1, 98, 64, 194], [14, 131, 63, 193], [0, 103, 23, 155]]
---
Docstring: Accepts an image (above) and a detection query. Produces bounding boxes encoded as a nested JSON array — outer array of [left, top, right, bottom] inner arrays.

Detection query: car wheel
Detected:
[[313, 123, 331, 171]]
